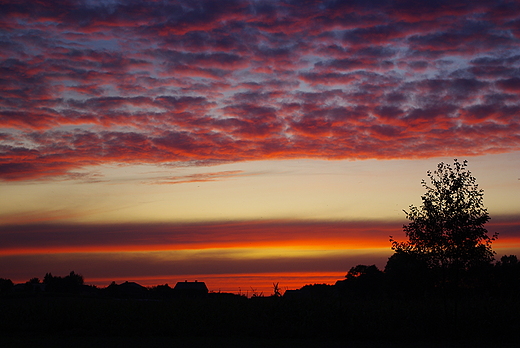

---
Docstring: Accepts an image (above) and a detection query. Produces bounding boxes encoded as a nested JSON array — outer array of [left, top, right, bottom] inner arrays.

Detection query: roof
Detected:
[[173, 280, 208, 292]]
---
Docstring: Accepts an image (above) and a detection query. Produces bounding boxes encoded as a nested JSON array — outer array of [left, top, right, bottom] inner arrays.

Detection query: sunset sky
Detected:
[[1, 0, 520, 294]]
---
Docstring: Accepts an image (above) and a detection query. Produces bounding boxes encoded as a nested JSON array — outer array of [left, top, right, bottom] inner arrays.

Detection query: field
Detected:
[[1, 295, 519, 347]]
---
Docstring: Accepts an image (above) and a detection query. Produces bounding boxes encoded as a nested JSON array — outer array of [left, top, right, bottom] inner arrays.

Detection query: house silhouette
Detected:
[[173, 280, 208, 298]]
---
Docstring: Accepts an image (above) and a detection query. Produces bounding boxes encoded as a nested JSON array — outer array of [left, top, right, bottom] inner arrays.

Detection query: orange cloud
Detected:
[[0, 220, 397, 255], [2, 217, 518, 291], [2, 218, 518, 256], [2, 0, 520, 181], [151, 170, 246, 184]]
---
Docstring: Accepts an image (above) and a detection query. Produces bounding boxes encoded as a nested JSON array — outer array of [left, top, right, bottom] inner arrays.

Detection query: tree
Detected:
[[345, 264, 382, 280], [390, 159, 497, 274], [43, 271, 84, 293], [337, 264, 384, 298], [384, 251, 431, 299], [494, 255, 520, 297], [0, 278, 13, 294]]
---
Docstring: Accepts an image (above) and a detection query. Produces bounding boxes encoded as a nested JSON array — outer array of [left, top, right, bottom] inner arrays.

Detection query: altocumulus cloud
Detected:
[[1, 0, 520, 181]]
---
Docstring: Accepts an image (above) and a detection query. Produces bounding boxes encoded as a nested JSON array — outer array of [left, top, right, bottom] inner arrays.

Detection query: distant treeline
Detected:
[[1, 256, 520, 344], [0, 272, 214, 300], [2, 254, 520, 301], [322, 253, 520, 300], [0, 267, 519, 344]]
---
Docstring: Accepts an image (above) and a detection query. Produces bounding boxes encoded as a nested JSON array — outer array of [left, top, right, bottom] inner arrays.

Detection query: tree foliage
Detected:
[[391, 159, 497, 272], [338, 264, 385, 298], [43, 271, 84, 293], [0, 278, 14, 294], [384, 251, 431, 298], [345, 264, 382, 279]]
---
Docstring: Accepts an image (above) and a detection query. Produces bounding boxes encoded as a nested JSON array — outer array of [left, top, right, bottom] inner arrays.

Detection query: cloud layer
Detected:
[[2, 0, 520, 180], [0, 220, 398, 254], [2, 218, 518, 255], [2, 218, 518, 288]]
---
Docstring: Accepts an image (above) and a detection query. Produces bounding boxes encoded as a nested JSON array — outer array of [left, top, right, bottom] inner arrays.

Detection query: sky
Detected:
[[1, 0, 520, 294]]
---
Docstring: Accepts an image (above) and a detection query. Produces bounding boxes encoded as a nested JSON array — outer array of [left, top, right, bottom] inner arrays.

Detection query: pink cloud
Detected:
[[153, 170, 246, 185], [1, 0, 520, 181]]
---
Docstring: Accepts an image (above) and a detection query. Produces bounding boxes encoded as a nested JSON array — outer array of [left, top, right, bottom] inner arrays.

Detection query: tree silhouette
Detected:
[[384, 251, 431, 299], [387, 159, 500, 330], [390, 159, 497, 273], [0, 278, 13, 294], [337, 264, 384, 298], [44, 271, 84, 294], [494, 255, 520, 297]]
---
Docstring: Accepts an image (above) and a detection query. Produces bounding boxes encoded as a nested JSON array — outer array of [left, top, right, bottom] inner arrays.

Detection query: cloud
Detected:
[[1, 0, 520, 180], [1, 217, 518, 286], [0, 218, 398, 284], [497, 77, 520, 92], [2, 217, 518, 255], [151, 170, 246, 184], [0, 220, 401, 254]]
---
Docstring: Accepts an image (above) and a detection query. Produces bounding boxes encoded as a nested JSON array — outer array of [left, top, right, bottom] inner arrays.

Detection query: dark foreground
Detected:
[[1, 295, 519, 347], [3, 335, 517, 348]]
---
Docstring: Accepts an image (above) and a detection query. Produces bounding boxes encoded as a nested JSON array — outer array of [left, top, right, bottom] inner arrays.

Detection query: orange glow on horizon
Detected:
[[84, 272, 348, 295]]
